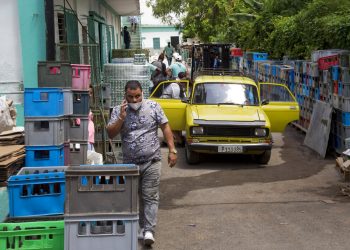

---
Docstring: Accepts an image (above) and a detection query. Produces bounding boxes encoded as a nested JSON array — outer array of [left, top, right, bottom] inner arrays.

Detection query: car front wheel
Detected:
[[185, 143, 200, 164], [255, 150, 271, 165]]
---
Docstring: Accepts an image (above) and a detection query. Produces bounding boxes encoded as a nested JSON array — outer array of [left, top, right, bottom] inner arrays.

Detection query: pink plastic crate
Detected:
[[71, 64, 91, 90]]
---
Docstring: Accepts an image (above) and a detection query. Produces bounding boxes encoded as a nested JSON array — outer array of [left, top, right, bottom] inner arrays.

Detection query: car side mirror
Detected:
[[261, 99, 269, 106], [181, 97, 189, 103]]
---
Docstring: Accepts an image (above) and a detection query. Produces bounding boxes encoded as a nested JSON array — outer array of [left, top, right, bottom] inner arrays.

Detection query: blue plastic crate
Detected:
[[332, 66, 340, 81], [24, 88, 63, 117], [25, 145, 64, 167], [339, 82, 343, 96], [8, 166, 66, 217], [342, 112, 350, 126], [253, 52, 268, 61]]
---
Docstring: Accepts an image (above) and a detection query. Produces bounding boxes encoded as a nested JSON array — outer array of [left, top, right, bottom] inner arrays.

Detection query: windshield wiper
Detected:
[[217, 102, 243, 107]]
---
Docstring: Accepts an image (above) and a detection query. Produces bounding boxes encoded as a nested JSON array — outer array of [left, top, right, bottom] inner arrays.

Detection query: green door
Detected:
[[65, 9, 80, 63]]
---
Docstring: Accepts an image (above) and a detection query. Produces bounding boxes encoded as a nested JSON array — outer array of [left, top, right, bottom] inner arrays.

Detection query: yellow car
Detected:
[[149, 75, 299, 164]]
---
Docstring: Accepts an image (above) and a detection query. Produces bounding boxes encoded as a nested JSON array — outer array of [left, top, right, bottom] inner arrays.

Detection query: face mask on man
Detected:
[[127, 93, 144, 111], [128, 102, 142, 110]]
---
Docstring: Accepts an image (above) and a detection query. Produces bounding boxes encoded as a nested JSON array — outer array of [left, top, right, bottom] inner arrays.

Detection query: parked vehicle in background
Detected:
[[150, 44, 299, 165]]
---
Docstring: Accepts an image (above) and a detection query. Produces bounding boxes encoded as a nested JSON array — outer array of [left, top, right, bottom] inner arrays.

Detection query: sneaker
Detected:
[[138, 227, 144, 240], [144, 231, 155, 246]]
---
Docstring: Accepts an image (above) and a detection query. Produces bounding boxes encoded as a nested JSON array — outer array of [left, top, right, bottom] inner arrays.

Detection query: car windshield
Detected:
[[192, 82, 259, 106]]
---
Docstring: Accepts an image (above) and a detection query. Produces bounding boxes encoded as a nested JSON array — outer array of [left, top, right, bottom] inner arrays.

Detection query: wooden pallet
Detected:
[[335, 157, 350, 182]]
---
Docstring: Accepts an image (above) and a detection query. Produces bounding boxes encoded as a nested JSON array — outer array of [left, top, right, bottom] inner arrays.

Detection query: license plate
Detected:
[[218, 145, 243, 153]]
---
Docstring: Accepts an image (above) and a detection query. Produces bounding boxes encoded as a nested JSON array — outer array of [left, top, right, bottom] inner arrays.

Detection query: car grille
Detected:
[[203, 126, 259, 137]]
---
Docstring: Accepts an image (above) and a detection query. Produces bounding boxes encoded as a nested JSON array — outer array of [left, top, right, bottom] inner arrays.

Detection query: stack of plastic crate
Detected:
[[64, 164, 139, 250], [24, 87, 66, 167], [35, 61, 91, 166], [0, 166, 67, 249], [103, 63, 151, 108]]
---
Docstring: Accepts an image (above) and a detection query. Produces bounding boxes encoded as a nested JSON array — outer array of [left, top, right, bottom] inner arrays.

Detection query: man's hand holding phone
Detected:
[[119, 99, 128, 121]]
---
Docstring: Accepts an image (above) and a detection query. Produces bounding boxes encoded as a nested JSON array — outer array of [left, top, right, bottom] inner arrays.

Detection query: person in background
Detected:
[[167, 54, 187, 80], [123, 26, 131, 49], [106, 80, 177, 247], [129, 16, 139, 33], [163, 42, 174, 66], [151, 53, 168, 93], [88, 85, 95, 151]]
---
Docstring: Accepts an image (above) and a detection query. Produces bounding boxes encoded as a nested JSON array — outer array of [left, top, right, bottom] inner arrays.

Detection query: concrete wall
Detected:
[[0, 0, 22, 84], [139, 0, 181, 53], [142, 27, 181, 53], [54, 0, 119, 48]]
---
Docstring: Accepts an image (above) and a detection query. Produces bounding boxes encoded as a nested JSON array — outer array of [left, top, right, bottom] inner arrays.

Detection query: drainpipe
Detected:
[[45, 0, 55, 60]]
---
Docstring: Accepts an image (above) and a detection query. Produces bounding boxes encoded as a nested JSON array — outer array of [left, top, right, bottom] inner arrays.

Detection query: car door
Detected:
[[149, 80, 189, 131], [260, 83, 300, 132]]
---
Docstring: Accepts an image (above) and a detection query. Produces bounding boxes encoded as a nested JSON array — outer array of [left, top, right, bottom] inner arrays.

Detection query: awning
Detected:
[[106, 0, 140, 16]]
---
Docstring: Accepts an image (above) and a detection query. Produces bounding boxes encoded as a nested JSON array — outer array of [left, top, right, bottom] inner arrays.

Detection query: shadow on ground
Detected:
[[159, 126, 336, 209]]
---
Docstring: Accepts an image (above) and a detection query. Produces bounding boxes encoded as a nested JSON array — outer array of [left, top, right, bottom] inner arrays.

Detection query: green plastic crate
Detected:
[[0, 220, 64, 250]]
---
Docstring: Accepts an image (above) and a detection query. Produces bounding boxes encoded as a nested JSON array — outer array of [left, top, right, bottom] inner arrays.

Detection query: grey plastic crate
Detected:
[[38, 61, 72, 88], [73, 90, 89, 115], [341, 97, 350, 112], [63, 89, 73, 115], [101, 83, 111, 99], [25, 117, 65, 146], [65, 164, 139, 216], [332, 95, 340, 109], [341, 67, 350, 82], [321, 70, 328, 84], [69, 141, 88, 166], [102, 98, 111, 109], [65, 115, 89, 141], [64, 214, 138, 250], [342, 83, 350, 97]]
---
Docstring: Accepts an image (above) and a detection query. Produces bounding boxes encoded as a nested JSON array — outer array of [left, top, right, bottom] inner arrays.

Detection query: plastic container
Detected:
[[64, 214, 137, 250], [65, 115, 89, 141], [230, 48, 243, 57], [63, 89, 73, 115], [25, 145, 64, 167], [0, 220, 64, 250], [69, 141, 88, 166], [64, 142, 70, 166], [24, 88, 63, 117], [332, 66, 340, 81], [73, 90, 89, 115], [64, 164, 139, 216], [38, 61, 72, 88], [341, 111, 350, 126], [72, 64, 91, 90], [25, 117, 65, 146], [8, 167, 66, 217], [101, 83, 111, 99], [318, 55, 339, 70]]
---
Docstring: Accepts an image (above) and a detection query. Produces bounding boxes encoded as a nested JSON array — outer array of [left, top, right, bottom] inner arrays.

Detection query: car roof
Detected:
[[194, 75, 257, 86]]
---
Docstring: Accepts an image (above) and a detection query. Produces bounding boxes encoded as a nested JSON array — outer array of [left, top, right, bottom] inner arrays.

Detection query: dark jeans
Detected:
[[167, 57, 172, 66]]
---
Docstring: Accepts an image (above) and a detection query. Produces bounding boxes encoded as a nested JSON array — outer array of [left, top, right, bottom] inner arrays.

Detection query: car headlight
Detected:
[[254, 128, 267, 137], [191, 126, 204, 135]]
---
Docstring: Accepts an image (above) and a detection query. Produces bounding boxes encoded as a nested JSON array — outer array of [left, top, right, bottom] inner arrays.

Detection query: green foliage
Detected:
[[147, 0, 350, 59]]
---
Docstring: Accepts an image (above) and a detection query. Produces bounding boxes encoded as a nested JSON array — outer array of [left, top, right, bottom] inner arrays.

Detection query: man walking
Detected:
[[123, 26, 131, 49], [164, 42, 174, 66], [107, 80, 177, 246]]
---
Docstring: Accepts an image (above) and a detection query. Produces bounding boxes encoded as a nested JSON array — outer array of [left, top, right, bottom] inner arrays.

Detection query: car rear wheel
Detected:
[[255, 150, 271, 165], [185, 143, 200, 164]]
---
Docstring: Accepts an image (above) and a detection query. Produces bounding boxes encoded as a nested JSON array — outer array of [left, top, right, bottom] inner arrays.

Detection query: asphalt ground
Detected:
[[138, 125, 350, 250]]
